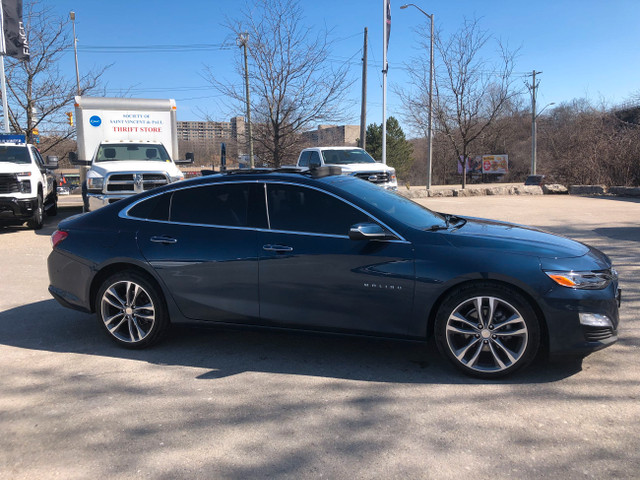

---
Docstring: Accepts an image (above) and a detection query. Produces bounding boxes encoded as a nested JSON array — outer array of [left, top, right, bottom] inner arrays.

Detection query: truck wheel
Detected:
[[46, 193, 58, 216], [81, 181, 89, 212], [27, 194, 44, 230]]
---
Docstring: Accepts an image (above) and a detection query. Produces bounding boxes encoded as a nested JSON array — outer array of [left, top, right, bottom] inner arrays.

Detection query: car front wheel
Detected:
[[435, 283, 540, 378], [96, 271, 169, 348]]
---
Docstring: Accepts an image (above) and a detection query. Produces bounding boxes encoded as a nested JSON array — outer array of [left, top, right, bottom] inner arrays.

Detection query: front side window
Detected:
[[96, 144, 171, 162], [266, 183, 372, 236], [309, 151, 321, 167], [298, 151, 310, 167]]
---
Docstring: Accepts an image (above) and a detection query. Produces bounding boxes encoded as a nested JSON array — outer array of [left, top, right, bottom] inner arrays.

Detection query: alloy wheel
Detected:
[[100, 280, 156, 344], [444, 296, 529, 374]]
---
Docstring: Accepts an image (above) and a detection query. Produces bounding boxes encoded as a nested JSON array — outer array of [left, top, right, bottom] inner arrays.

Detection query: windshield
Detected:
[[0, 146, 30, 164], [95, 143, 171, 163], [333, 177, 447, 230], [322, 149, 378, 165]]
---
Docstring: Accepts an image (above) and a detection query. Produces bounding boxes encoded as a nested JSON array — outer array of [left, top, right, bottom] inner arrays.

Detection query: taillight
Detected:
[[51, 230, 68, 248]]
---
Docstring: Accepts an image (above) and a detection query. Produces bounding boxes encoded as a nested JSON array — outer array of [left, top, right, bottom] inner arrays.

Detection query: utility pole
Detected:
[[426, 12, 434, 190], [359, 27, 368, 150], [70, 11, 81, 96], [237, 33, 254, 168], [527, 70, 542, 175]]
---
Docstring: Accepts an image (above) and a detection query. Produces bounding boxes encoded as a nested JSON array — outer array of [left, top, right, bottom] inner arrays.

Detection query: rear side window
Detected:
[[170, 184, 250, 227], [266, 184, 371, 235], [127, 192, 171, 221]]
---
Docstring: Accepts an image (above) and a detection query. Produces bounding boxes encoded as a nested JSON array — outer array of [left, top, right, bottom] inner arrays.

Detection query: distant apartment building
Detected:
[[301, 124, 360, 146], [178, 116, 246, 146]]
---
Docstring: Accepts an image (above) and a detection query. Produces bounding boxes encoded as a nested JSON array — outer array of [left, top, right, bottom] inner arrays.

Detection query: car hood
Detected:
[[442, 217, 590, 259], [336, 163, 394, 173], [89, 160, 182, 177]]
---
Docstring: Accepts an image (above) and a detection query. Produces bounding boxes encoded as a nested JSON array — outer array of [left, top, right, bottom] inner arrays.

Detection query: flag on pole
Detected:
[[385, 0, 391, 51], [0, 0, 29, 61]]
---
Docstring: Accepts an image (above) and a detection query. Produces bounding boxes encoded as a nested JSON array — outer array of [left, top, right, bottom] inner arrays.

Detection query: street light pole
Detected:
[[401, 3, 434, 189], [70, 11, 80, 96], [527, 70, 554, 176]]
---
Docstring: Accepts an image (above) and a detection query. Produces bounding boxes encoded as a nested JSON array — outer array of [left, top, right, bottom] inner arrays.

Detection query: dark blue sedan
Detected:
[[47, 168, 620, 378]]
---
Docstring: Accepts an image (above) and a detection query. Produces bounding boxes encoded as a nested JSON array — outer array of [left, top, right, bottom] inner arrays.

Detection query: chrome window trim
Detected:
[[119, 178, 409, 243]]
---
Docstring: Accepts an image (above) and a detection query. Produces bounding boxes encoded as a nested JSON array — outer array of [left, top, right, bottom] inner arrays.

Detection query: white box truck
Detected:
[[69, 96, 193, 211]]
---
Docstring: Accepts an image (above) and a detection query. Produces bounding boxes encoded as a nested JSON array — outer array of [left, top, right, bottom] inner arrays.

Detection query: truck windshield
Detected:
[[322, 149, 378, 165], [0, 146, 30, 164], [95, 144, 171, 163]]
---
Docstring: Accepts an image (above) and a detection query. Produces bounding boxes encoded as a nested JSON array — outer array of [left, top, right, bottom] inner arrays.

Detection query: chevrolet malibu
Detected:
[[47, 168, 620, 378]]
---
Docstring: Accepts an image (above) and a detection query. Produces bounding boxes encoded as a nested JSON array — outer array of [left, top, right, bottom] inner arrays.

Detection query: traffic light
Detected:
[[66, 111, 73, 126]]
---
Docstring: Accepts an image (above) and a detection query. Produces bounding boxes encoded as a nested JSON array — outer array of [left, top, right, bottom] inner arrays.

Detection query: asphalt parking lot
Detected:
[[1, 194, 638, 479]]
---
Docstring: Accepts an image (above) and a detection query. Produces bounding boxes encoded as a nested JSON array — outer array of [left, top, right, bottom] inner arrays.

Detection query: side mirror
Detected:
[[45, 155, 59, 169], [176, 152, 194, 164], [67, 151, 90, 166], [349, 223, 391, 241]]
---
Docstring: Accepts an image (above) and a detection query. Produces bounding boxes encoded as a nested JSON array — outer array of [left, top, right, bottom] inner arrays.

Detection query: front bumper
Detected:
[[0, 196, 38, 220], [86, 192, 129, 211], [542, 283, 620, 358]]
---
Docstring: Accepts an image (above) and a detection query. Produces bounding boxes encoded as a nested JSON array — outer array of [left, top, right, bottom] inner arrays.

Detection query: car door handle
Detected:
[[150, 235, 178, 245], [263, 244, 293, 253]]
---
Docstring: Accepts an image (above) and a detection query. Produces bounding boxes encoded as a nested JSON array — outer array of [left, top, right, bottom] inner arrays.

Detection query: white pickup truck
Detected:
[[69, 96, 193, 211], [0, 134, 58, 229], [296, 147, 397, 190]]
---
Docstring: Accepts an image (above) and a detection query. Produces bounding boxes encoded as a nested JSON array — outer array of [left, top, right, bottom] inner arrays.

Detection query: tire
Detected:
[[96, 271, 169, 348], [81, 181, 89, 212], [46, 193, 58, 216], [434, 283, 540, 379], [27, 193, 44, 230]]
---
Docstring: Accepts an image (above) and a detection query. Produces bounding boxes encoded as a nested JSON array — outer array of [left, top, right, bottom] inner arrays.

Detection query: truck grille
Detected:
[[0, 174, 21, 194], [353, 172, 390, 184], [105, 172, 169, 193]]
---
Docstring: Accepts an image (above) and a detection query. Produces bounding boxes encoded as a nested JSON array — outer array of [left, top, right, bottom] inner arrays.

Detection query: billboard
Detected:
[[482, 155, 509, 174], [458, 155, 483, 174]]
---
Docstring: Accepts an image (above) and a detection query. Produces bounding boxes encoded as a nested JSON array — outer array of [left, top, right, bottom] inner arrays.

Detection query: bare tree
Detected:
[[204, 0, 353, 167], [4, 1, 108, 150], [401, 17, 522, 187]]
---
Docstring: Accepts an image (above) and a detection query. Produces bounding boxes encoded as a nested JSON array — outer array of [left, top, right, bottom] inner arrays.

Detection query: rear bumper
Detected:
[[47, 249, 95, 312]]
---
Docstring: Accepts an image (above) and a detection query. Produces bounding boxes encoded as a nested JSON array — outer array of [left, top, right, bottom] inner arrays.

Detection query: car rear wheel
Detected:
[[435, 283, 540, 378], [96, 271, 169, 348]]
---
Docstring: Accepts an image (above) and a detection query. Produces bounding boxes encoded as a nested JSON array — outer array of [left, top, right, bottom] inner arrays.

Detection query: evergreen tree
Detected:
[[365, 117, 414, 178]]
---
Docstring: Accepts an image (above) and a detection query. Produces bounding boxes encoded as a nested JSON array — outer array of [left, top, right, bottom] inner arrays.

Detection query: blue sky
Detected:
[[50, 0, 640, 132]]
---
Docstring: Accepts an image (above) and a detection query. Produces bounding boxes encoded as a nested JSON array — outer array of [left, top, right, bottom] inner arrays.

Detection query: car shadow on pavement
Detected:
[[0, 299, 585, 385]]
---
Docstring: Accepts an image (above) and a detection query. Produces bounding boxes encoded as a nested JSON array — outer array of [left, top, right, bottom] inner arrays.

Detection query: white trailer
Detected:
[[70, 96, 193, 211]]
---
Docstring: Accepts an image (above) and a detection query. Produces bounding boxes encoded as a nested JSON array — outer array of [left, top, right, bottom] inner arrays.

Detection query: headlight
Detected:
[[169, 174, 184, 182], [545, 269, 617, 290], [16, 171, 31, 177], [87, 177, 104, 191]]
